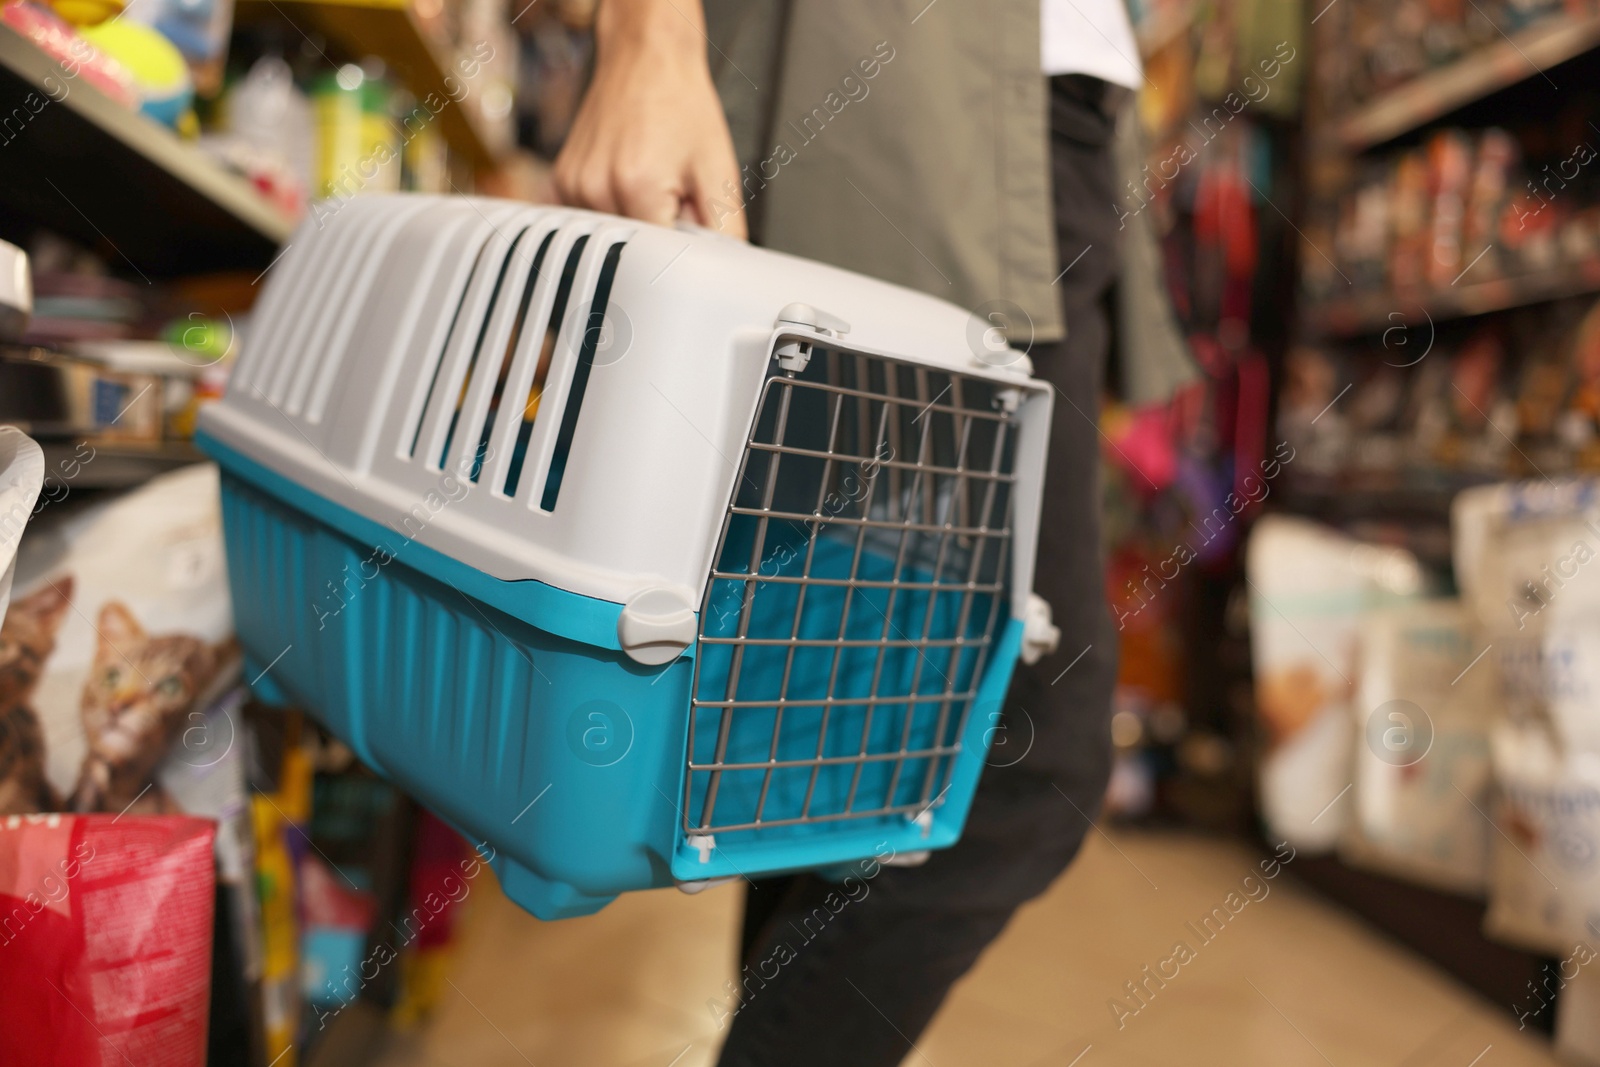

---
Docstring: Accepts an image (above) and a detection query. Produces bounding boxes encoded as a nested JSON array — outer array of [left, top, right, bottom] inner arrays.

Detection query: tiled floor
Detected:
[[373, 830, 1563, 1067]]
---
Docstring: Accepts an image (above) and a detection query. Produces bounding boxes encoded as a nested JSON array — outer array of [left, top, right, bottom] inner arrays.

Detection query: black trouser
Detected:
[[715, 75, 1124, 1067]]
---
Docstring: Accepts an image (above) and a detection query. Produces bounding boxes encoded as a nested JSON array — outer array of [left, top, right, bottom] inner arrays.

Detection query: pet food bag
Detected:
[[0, 813, 216, 1066], [3, 462, 239, 818], [1246, 515, 1430, 850], [1454, 480, 1600, 950], [1454, 480, 1600, 753], [1341, 599, 1494, 894], [1485, 721, 1600, 953]]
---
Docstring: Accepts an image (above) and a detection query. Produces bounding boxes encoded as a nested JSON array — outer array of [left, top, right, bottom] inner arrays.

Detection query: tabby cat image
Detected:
[[70, 601, 226, 816], [0, 578, 73, 815]]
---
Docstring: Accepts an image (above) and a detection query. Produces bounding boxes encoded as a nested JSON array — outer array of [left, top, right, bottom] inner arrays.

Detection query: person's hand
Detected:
[[553, 0, 747, 238]]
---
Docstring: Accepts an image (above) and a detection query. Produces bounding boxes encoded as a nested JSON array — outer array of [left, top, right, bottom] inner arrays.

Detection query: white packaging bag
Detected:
[[1247, 515, 1428, 850], [1342, 599, 1493, 894], [1486, 720, 1600, 954], [0, 427, 44, 621]]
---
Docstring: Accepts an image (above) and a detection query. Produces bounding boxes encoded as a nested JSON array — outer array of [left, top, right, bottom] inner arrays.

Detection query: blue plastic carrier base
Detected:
[[200, 433, 1019, 920]]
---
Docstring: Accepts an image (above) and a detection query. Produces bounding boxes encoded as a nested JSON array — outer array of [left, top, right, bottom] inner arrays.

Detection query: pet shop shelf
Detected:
[[1300, 256, 1600, 338], [1332, 11, 1600, 153], [0, 23, 293, 276], [234, 0, 512, 169], [198, 194, 1061, 919]]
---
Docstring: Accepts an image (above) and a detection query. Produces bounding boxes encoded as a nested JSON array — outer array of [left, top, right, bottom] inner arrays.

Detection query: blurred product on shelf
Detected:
[[2, 339, 229, 442], [4, 464, 239, 817], [1454, 479, 1600, 953], [298, 778, 389, 1016], [0, 815, 217, 1067], [1306, 123, 1600, 308], [1246, 514, 1434, 850], [80, 15, 196, 128], [109, 0, 235, 95], [17, 266, 142, 344], [1313, 0, 1597, 110], [311, 61, 402, 199], [1250, 476, 1600, 957], [1092, 0, 1301, 825], [0, 426, 42, 633], [1, 233, 238, 448], [1, 0, 137, 105], [203, 52, 314, 215], [387, 810, 480, 1028], [39, 0, 121, 26], [1285, 292, 1600, 499], [1343, 598, 1493, 894], [513, 3, 590, 159], [250, 708, 314, 1066]]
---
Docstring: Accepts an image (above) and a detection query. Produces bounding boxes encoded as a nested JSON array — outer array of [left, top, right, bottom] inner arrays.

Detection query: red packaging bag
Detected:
[[0, 814, 216, 1067]]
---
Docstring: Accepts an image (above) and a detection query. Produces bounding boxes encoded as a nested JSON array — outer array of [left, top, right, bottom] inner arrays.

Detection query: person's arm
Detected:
[[553, 0, 747, 238]]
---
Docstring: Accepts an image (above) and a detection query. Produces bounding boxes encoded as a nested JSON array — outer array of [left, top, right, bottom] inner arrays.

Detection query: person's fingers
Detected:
[[554, 151, 618, 215], [551, 146, 585, 208], [577, 164, 623, 216], [690, 154, 747, 239], [613, 159, 681, 227], [552, 125, 620, 215]]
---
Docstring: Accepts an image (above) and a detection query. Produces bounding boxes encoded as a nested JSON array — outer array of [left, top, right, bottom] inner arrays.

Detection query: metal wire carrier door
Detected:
[[686, 346, 1018, 850]]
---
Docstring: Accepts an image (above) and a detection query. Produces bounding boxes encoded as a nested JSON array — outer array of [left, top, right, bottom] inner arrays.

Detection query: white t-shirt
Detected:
[[1040, 0, 1143, 88]]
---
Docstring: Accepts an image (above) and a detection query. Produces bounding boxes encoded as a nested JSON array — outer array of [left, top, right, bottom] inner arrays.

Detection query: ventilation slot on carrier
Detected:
[[407, 237, 494, 460], [467, 231, 554, 481], [437, 227, 538, 471], [539, 241, 626, 511], [500, 234, 588, 497]]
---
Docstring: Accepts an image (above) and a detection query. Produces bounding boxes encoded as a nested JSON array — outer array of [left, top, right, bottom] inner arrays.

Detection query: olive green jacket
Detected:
[[703, 0, 1200, 405], [704, 0, 1065, 340]]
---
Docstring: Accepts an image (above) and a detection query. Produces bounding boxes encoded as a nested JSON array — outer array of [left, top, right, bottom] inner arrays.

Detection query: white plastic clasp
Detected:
[[883, 849, 930, 868], [686, 833, 716, 863], [617, 588, 697, 666], [773, 303, 852, 375], [1021, 593, 1061, 665], [775, 302, 851, 337], [676, 876, 737, 894]]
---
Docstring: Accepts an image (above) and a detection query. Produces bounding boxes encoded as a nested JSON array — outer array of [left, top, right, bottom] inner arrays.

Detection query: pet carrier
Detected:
[[198, 194, 1061, 919]]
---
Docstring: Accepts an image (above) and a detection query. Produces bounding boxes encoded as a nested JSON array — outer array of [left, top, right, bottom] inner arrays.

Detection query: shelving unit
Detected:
[[0, 23, 294, 276], [1279, 6, 1600, 1013], [40, 439, 207, 489], [1332, 11, 1600, 152], [1137, 0, 1197, 59], [1303, 256, 1600, 337], [235, 0, 512, 171]]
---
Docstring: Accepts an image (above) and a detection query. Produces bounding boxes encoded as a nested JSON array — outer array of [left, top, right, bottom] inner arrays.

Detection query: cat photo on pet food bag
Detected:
[[0, 577, 72, 815], [3, 465, 241, 818], [69, 601, 237, 816]]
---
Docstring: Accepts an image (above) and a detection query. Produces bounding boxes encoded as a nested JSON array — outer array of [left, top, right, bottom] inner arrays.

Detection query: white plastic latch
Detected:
[[775, 302, 851, 337], [1021, 593, 1061, 665], [676, 876, 737, 894], [686, 833, 716, 863], [617, 588, 697, 666], [883, 849, 930, 868], [773, 303, 852, 375]]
